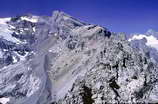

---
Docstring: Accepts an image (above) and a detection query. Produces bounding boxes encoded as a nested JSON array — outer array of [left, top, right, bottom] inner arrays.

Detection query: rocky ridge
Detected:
[[0, 11, 157, 104]]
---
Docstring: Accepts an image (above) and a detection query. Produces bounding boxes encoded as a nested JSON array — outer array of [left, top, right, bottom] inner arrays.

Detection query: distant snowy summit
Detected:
[[0, 11, 158, 104], [128, 29, 158, 63], [129, 29, 158, 50]]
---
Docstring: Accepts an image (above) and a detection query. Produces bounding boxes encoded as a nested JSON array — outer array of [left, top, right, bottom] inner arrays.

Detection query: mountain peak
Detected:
[[0, 11, 158, 104], [52, 10, 86, 28], [52, 10, 71, 19]]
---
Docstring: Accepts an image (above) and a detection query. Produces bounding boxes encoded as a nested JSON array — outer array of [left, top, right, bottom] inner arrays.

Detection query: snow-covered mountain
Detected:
[[128, 30, 158, 63], [0, 11, 158, 104]]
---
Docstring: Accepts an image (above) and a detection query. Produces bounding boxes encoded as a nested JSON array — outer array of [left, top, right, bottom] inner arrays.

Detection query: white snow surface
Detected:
[[21, 16, 38, 23], [0, 97, 10, 104], [0, 18, 21, 43], [128, 34, 158, 50], [0, 18, 10, 25]]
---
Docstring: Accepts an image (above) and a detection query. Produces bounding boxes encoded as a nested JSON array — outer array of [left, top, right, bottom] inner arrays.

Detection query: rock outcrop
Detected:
[[0, 11, 157, 104]]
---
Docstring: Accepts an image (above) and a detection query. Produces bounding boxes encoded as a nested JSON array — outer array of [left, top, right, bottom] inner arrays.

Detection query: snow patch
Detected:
[[128, 34, 158, 50], [0, 18, 21, 43], [0, 97, 10, 104], [21, 16, 38, 23], [33, 27, 36, 32], [12, 56, 18, 64], [0, 18, 10, 25], [8, 25, 16, 29]]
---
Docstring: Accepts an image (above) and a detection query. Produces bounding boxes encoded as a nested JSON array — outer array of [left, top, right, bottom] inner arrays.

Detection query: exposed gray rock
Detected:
[[0, 11, 157, 104], [56, 34, 158, 104]]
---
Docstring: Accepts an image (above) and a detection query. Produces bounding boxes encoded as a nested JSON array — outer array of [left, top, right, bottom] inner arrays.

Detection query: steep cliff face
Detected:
[[0, 11, 158, 104]]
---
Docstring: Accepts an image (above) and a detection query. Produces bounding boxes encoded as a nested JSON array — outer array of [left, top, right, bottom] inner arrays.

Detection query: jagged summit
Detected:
[[52, 10, 86, 26], [0, 11, 158, 104]]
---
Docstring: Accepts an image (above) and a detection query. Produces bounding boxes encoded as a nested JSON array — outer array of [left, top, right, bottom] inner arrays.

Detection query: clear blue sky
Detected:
[[0, 0, 158, 34]]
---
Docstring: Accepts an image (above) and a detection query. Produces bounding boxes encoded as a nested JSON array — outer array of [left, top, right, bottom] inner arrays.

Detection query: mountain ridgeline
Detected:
[[0, 11, 158, 104]]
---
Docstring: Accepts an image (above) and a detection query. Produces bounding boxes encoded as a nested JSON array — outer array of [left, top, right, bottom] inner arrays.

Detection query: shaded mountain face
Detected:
[[0, 11, 158, 104]]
